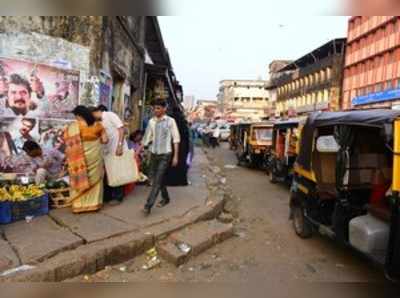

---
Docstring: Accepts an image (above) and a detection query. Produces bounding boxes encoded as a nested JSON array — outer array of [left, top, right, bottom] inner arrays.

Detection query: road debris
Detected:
[[142, 247, 161, 271], [176, 242, 192, 254], [224, 164, 237, 169], [25, 216, 34, 223], [0, 265, 36, 277], [218, 212, 234, 223]]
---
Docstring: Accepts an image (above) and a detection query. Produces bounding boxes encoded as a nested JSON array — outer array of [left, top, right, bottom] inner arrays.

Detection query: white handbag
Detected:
[[104, 149, 139, 187]]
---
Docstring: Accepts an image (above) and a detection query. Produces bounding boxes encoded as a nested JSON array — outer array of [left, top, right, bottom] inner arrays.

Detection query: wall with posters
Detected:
[[0, 33, 88, 175]]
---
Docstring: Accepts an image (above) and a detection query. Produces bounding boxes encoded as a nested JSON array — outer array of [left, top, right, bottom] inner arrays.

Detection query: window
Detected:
[[385, 80, 393, 90], [326, 68, 332, 80], [375, 83, 383, 92], [321, 70, 326, 82]]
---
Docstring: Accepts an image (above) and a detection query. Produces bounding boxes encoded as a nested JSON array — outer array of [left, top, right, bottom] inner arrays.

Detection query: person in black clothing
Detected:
[[164, 106, 190, 186]]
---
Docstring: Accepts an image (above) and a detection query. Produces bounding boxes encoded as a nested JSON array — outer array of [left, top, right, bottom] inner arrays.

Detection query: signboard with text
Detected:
[[352, 88, 400, 106]]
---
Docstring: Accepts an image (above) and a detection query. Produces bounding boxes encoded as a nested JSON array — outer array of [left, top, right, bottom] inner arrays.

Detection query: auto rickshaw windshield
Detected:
[[253, 128, 273, 141]]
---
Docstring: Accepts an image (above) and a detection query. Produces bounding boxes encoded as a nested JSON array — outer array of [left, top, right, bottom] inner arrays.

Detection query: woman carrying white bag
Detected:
[[91, 105, 139, 205]]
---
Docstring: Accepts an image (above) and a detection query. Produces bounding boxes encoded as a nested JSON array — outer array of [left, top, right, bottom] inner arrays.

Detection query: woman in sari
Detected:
[[65, 106, 108, 213]]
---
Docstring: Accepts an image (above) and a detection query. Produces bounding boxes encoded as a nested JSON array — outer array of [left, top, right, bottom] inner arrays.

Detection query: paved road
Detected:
[[75, 143, 387, 283]]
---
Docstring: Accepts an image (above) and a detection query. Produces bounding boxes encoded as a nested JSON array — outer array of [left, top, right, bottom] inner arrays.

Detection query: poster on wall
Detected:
[[39, 119, 72, 153], [0, 57, 80, 119], [123, 83, 132, 121], [0, 117, 40, 173], [99, 71, 112, 110], [80, 76, 100, 107], [0, 117, 71, 174]]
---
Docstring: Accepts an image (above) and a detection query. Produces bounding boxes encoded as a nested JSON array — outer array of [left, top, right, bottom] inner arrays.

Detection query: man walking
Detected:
[[142, 99, 180, 215], [92, 105, 126, 205]]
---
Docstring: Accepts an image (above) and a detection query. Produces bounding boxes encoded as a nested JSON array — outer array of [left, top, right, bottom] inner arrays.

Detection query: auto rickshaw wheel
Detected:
[[292, 204, 313, 239]]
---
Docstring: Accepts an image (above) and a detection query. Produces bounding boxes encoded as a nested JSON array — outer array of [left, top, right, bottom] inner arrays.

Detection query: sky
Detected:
[[159, 16, 349, 100]]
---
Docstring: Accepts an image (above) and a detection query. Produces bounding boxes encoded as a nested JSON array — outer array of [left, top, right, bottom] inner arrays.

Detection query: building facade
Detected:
[[272, 39, 346, 116], [217, 80, 270, 122], [265, 60, 293, 118], [188, 99, 217, 122], [183, 95, 196, 111], [343, 16, 400, 110]]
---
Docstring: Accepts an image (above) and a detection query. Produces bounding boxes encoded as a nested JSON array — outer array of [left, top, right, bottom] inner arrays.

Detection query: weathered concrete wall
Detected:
[[0, 16, 104, 74], [0, 16, 146, 129]]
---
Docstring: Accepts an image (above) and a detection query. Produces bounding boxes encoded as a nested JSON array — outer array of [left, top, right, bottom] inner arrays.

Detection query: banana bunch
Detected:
[[0, 188, 11, 202], [0, 184, 45, 202]]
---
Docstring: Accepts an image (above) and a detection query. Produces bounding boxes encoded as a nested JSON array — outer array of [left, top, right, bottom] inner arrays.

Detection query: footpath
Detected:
[[0, 148, 236, 282]]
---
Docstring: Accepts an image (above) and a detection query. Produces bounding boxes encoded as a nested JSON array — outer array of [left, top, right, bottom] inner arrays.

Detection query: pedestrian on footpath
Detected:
[[142, 99, 181, 215], [210, 124, 220, 148], [91, 105, 127, 205]]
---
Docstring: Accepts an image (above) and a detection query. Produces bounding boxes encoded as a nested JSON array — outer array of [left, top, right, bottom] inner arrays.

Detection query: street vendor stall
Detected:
[[0, 173, 49, 224]]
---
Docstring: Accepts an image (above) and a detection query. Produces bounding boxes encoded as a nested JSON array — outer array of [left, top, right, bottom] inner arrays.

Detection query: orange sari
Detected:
[[65, 121, 105, 213]]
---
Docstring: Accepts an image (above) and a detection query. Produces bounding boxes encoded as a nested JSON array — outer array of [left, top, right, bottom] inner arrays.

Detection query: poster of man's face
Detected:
[[0, 57, 80, 119]]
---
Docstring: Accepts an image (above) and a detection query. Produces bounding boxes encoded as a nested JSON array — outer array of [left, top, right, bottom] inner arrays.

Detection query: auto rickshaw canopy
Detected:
[[297, 109, 400, 172]]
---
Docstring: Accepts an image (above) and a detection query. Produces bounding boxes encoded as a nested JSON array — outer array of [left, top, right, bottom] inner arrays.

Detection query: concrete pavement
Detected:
[[0, 148, 227, 281]]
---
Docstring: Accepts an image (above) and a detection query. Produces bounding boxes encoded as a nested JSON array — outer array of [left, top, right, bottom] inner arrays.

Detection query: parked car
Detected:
[[218, 124, 231, 142]]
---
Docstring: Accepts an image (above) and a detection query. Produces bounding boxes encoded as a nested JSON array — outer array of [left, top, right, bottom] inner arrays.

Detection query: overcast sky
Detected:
[[159, 16, 349, 100]]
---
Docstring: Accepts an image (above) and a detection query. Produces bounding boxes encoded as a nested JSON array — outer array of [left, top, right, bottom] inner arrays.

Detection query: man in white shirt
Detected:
[[92, 105, 126, 204], [142, 99, 180, 215]]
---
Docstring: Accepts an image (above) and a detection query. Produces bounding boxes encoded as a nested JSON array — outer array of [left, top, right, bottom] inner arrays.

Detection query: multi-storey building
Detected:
[[217, 80, 270, 121], [188, 99, 217, 122], [183, 95, 196, 111], [343, 16, 400, 110], [272, 38, 346, 116], [265, 60, 293, 118]]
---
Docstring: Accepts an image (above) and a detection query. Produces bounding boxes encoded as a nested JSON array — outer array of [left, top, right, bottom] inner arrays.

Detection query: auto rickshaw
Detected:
[[236, 122, 273, 168], [290, 109, 400, 280], [229, 124, 239, 150], [268, 119, 300, 184]]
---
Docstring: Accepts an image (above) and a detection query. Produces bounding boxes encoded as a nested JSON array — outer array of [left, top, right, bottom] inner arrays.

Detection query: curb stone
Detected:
[[0, 148, 231, 282], [0, 194, 225, 282]]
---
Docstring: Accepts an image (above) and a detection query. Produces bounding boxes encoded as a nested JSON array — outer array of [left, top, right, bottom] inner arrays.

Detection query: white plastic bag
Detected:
[[104, 149, 139, 187]]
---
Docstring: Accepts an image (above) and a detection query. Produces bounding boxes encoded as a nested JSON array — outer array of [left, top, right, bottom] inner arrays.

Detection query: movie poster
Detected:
[[0, 117, 40, 173], [99, 71, 112, 110], [39, 119, 72, 153], [0, 57, 80, 176], [0, 57, 80, 119]]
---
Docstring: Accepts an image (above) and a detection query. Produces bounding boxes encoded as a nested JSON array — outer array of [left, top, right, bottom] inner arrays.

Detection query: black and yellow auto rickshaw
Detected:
[[268, 119, 300, 184], [290, 109, 400, 280], [236, 122, 273, 168]]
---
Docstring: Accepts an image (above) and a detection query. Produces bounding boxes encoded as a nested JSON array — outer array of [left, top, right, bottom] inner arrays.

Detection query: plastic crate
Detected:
[[11, 194, 49, 222], [0, 201, 12, 224]]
